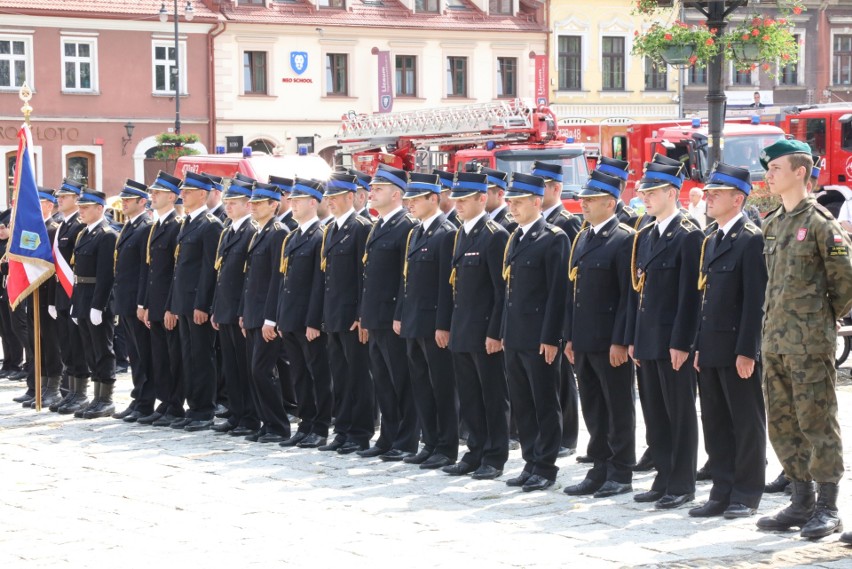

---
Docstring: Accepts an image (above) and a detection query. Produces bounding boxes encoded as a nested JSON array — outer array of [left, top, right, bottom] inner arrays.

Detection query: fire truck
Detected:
[[767, 104, 852, 187], [558, 116, 786, 207], [335, 99, 589, 210]]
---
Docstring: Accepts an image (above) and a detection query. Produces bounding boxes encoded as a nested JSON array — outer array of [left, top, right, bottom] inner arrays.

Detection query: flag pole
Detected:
[[19, 84, 42, 412]]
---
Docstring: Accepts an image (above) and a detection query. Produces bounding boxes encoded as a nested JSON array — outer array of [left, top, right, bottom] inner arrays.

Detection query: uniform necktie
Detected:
[[517, 228, 525, 241], [588, 228, 596, 239], [715, 230, 725, 246]]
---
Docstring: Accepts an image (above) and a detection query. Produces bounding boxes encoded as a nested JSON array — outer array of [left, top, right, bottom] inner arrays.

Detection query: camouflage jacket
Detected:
[[762, 197, 852, 354]]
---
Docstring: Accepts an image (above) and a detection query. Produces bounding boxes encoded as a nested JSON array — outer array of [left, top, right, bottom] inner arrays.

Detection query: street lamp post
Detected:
[[159, 1, 194, 135]]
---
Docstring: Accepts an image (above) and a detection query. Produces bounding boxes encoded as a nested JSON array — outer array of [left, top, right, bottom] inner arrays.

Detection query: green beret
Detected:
[[760, 139, 813, 170]]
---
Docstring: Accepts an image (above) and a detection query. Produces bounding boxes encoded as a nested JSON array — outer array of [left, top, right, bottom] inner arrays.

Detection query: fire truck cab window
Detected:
[[611, 136, 627, 161], [806, 118, 827, 156], [841, 116, 852, 152]]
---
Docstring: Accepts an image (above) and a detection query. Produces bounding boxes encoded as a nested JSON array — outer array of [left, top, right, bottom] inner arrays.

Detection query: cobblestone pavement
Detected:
[[2, 373, 852, 569]]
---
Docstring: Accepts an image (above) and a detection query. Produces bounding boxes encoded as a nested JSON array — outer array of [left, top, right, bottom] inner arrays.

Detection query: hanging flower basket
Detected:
[[632, 21, 719, 69], [631, 0, 664, 16], [721, 15, 800, 74]]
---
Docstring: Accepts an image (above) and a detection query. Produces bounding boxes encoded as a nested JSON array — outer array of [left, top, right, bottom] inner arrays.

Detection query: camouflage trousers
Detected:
[[763, 352, 844, 483]]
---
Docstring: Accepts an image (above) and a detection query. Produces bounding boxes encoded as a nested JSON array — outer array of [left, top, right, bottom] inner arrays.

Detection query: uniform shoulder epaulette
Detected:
[[485, 219, 500, 233], [353, 215, 370, 225], [550, 225, 564, 235], [175, 215, 185, 224], [272, 221, 283, 230], [743, 222, 759, 234], [559, 210, 575, 219], [250, 219, 260, 229], [622, 204, 636, 215], [813, 202, 835, 220], [206, 213, 219, 223], [618, 222, 635, 234], [680, 217, 700, 231], [704, 220, 719, 236], [505, 211, 516, 222]]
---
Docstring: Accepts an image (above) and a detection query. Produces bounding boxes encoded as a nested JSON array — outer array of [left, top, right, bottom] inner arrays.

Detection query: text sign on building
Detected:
[[283, 51, 313, 84], [376, 50, 393, 114]]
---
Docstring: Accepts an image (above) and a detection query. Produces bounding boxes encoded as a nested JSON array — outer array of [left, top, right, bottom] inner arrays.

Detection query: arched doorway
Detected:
[[133, 135, 208, 183], [248, 138, 277, 154]]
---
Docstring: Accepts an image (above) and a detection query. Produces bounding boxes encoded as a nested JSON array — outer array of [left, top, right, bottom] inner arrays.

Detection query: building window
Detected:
[[732, 66, 752, 86], [0, 36, 30, 90], [644, 57, 667, 91], [497, 57, 517, 98], [489, 0, 511, 15], [834, 34, 852, 86], [152, 40, 186, 94], [395, 55, 417, 97], [601, 36, 625, 91], [243, 51, 267, 94], [62, 39, 96, 92], [319, 0, 345, 7], [415, 0, 439, 12], [326, 53, 348, 96], [558, 36, 581, 91], [447, 56, 467, 98], [689, 65, 706, 85], [66, 151, 95, 188]]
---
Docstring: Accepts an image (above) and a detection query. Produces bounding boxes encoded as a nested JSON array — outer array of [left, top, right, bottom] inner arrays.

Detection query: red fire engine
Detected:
[[335, 99, 589, 209], [558, 117, 786, 207]]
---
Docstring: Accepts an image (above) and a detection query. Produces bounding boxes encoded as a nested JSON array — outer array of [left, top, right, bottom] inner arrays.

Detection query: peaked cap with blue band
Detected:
[[223, 178, 253, 200], [433, 169, 455, 191], [505, 172, 546, 199], [200, 172, 224, 192], [759, 139, 812, 170], [249, 181, 282, 202], [449, 172, 488, 199], [180, 171, 214, 192], [480, 167, 509, 191], [636, 162, 684, 191], [56, 178, 84, 196], [703, 163, 752, 195], [597, 156, 629, 182], [120, 178, 150, 199], [348, 168, 371, 190], [579, 170, 622, 199], [78, 190, 107, 206], [325, 172, 358, 196], [149, 171, 182, 195], [290, 178, 324, 201], [371, 164, 408, 189], [531, 161, 563, 183], [404, 172, 442, 199], [38, 187, 57, 204], [233, 172, 258, 190]]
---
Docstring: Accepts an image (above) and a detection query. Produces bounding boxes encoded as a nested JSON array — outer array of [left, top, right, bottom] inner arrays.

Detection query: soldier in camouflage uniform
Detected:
[[756, 139, 852, 540]]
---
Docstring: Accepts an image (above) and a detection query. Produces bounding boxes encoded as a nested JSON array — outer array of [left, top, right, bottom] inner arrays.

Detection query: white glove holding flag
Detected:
[[90, 308, 103, 326], [48, 305, 57, 320]]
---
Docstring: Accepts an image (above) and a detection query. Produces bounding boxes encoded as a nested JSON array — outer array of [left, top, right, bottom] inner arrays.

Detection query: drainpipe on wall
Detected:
[[207, 17, 227, 152]]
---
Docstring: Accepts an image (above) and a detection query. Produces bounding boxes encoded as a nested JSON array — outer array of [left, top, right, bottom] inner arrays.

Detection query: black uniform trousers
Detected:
[[276, 345, 297, 413], [77, 315, 116, 383], [0, 290, 23, 371], [575, 351, 635, 484], [282, 331, 333, 437], [177, 315, 217, 421], [698, 365, 766, 508], [57, 308, 88, 377], [123, 315, 155, 414], [368, 328, 419, 453], [407, 336, 458, 460], [327, 330, 374, 446], [453, 351, 509, 469], [11, 303, 31, 379], [246, 328, 290, 437], [505, 348, 563, 480], [218, 323, 259, 430], [559, 354, 579, 449], [641, 358, 698, 496], [26, 300, 62, 394], [149, 321, 184, 417], [113, 318, 129, 367]]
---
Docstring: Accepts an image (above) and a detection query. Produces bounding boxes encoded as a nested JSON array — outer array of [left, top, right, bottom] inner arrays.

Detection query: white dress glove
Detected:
[[90, 308, 103, 326], [48, 305, 57, 320]]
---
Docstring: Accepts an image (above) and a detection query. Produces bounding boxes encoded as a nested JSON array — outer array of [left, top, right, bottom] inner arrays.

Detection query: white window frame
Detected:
[[152, 39, 187, 95], [445, 54, 470, 98], [0, 33, 34, 92], [830, 30, 852, 87], [728, 62, 757, 87], [322, 49, 352, 97], [598, 18, 633, 93], [776, 29, 805, 87], [60, 36, 98, 93]]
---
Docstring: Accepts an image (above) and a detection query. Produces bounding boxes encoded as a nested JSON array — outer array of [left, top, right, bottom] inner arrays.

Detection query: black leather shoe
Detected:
[[170, 417, 193, 429], [634, 490, 665, 503], [279, 432, 308, 447], [318, 439, 345, 452], [297, 433, 327, 448], [230, 426, 257, 437], [258, 433, 287, 444], [471, 465, 503, 480], [689, 500, 729, 517], [212, 421, 236, 433], [244, 432, 262, 442], [337, 441, 367, 454], [357, 446, 389, 458], [633, 451, 655, 472], [379, 449, 413, 462], [8, 370, 28, 381], [655, 493, 695, 510], [123, 410, 146, 423], [723, 503, 756, 519], [112, 406, 135, 420], [152, 413, 181, 427], [839, 530, 852, 544], [696, 464, 712, 481], [594, 480, 633, 498], [765, 471, 790, 493], [557, 446, 576, 458], [136, 412, 163, 425], [184, 420, 214, 432], [443, 461, 477, 476], [420, 453, 452, 470], [403, 449, 432, 464], [522, 474, 554, 492], [563, 479, 603, 496], [575, 455, 593, 464], [506, 471, 533, 487]]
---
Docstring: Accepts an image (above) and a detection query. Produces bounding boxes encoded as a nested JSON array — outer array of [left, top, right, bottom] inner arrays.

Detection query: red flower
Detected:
[[710, 28, 718, 34], [664, 33, 673, 41], [689, 55, 698, 65], [782, 53, 791, 60], [764, 19, 774, 27], [763, 63, 771, 71], [778, 18, 787, 25], [751, 63, 758, 71], [752, 17, 762, 26], [752, 29, 760, 37], [793, 6, 802, 14], [742, 34, 750, 41], [634, 30, 639, 36], [705, 38, 715, 46], [763, 35, 770, 41]]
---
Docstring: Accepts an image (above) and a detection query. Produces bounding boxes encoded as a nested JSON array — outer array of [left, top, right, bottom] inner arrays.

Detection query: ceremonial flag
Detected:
[[7, 124, 55, 309]]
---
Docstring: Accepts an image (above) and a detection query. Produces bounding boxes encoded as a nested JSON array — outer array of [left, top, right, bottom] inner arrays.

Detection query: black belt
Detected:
[[74, 276, 96, 284]]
